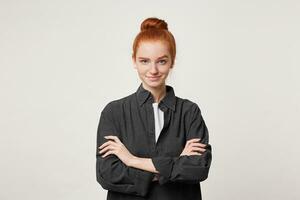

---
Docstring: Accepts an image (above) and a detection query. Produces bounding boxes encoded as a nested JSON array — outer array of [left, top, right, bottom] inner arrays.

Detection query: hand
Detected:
[[180, 138, 207, 156], [98, 135, 136, 167]]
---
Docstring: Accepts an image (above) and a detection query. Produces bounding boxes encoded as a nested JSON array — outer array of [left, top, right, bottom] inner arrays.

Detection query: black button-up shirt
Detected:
[[96, 83, 212, 200]]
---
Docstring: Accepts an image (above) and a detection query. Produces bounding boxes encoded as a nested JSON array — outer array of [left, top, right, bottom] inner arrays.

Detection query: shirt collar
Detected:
[[136, 82, 176, 111]]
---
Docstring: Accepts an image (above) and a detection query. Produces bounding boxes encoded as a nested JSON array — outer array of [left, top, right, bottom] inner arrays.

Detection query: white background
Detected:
[[0, 0, 299, 199]]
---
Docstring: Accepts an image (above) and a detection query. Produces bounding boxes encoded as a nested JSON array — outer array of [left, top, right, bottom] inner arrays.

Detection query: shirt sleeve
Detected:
[[96, 102, 155, 197], [151, 103, 212, 185]]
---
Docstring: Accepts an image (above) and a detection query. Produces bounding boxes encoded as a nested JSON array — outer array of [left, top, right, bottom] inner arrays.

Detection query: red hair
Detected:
[[132, 17, 176, 67]]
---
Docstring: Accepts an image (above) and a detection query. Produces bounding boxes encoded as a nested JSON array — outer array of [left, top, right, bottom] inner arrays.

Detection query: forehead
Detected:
[[136, 41, 170, 58]]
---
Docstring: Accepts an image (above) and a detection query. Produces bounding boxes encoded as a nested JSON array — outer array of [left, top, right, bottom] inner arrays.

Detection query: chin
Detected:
[[144, 80, 165, 88]]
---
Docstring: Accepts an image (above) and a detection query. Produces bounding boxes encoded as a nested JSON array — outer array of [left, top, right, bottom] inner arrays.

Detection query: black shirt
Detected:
[[96, 83, 212, 200]]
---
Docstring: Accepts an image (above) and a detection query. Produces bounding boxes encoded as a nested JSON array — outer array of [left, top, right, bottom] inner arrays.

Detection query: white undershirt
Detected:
[[152, 102, 164, 143]]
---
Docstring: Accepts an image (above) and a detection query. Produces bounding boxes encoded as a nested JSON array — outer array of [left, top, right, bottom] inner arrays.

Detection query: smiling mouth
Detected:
[[147, 76, 160, 81], [147, 76, 161, 80]]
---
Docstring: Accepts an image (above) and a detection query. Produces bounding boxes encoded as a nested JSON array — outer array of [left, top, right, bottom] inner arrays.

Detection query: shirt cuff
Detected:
[[134, 168, 155, 196], [151, 156, 174, 184]]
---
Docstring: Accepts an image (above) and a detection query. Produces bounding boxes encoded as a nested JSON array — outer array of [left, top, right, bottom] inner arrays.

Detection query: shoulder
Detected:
[[175, 96, 202, 115], [101, 92, 135, 115]]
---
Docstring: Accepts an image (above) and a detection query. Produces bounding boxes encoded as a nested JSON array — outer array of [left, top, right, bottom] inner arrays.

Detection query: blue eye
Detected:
[[140, 60, 148, 64], [158, 60, 167, 64]]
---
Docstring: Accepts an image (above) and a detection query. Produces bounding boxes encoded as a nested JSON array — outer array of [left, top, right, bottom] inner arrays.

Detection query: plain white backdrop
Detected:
[[0, 0, 299, 199]]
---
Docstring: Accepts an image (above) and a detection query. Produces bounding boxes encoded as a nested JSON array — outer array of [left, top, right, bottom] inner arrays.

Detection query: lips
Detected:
[[147, 76, 161, 81], [148, 76, 160, 78]]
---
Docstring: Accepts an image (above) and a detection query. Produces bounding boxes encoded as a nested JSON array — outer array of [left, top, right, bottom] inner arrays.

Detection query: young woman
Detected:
[[96, 17, 212, 200]]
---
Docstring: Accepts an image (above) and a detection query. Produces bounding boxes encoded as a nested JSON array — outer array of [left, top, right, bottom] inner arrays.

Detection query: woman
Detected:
[[96, 17, 212, 200]]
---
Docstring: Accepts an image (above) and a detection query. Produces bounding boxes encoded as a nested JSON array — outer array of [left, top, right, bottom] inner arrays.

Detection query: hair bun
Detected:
[[140, 17, 168, 31]]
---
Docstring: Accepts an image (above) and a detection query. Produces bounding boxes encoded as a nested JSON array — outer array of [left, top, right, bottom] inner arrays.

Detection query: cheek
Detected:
[[160, 68, 171, 75], [136, 66, 147, 74]]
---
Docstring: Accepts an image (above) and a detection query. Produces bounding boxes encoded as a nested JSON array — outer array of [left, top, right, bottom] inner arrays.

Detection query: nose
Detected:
[[149, 64, 158, 74]]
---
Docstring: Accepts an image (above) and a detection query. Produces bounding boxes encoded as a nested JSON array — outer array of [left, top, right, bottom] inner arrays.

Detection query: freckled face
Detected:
[[133, 41, 173, 89]]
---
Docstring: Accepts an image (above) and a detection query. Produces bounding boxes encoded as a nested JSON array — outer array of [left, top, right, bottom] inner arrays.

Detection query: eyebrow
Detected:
[[137, 55, 169, 60]]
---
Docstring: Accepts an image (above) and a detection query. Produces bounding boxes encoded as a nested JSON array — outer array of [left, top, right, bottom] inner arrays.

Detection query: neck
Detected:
[[142, 82, 166, 103]]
